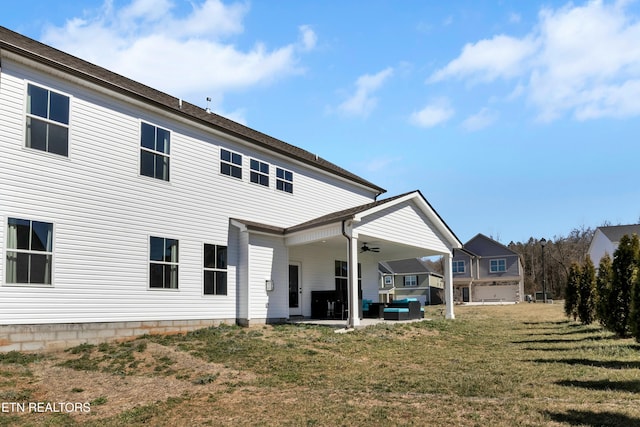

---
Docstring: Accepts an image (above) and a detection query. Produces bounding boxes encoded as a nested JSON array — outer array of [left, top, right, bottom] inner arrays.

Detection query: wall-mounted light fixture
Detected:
[[265, 279, 274, 292]]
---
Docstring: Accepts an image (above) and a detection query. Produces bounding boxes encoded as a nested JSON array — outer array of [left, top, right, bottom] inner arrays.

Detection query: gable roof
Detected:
[[232, 189, 462, 248], [463, 233, 518, 257], [597, 224, 640, 243], [0, 26, 385, 194], [379, 258, 440, 276]]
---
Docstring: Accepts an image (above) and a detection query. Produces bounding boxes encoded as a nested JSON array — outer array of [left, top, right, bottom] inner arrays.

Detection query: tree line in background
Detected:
[[564, 234, 640, 341], [507, 226, 595, 301]]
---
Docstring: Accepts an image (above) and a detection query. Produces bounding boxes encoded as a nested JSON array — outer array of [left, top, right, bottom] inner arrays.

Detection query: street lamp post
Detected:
[[540, 238, 547, 303]]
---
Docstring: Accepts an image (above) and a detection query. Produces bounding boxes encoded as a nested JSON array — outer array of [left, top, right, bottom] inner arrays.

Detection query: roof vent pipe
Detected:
[[178, 98, 183, 109], [205, 96, 211, 113]]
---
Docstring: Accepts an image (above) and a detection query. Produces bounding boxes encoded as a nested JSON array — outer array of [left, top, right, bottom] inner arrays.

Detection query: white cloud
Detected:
[[429, 0, 640, 121], [337, 67, 394, 117], [40, 0, 313, 113], [298, 25, 317, 51], [409, 98, 454, 128], [428, 34, 537, 83], [462, 108, 499, 131]]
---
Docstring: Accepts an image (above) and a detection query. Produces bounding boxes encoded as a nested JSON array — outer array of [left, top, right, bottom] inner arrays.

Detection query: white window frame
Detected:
[[25, 82, 71, 157], [404, 275, 418, 287], [203, 243, 228, 296], [249, 158, 270, 187], [5, 217, 54, 286], [139, 121, 171, 181], [220, 148, 243, 179], [453, 260, 465, 273], [490, 258, 507, 273], [276, 167, 293, 193], [149, 236, 179, 290]]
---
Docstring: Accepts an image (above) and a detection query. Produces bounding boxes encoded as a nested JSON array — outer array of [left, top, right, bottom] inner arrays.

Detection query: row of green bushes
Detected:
[[565, 233, 640, 340]]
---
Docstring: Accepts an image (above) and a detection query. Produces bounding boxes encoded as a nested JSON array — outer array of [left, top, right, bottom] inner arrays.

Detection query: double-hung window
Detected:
[[404, 275, 418, 287], [25, 83, 70, 156], [140, 122, 170, 181], [204, 244, 227, 295], [250, 159, 269, 187], [453, 260, 465, 273], [149, 237, 178, 289], [276, 167, 293, 193], [6, 218, 53, 285], [221, 149, 242, 179], [490, 259, 506, 273]]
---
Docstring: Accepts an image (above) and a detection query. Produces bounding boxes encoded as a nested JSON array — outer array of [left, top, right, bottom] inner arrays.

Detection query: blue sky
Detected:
[[4, 0, 640, 244]]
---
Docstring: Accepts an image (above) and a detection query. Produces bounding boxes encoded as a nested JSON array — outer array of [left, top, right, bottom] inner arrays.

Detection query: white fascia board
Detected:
[[354, 191, 461, 250]]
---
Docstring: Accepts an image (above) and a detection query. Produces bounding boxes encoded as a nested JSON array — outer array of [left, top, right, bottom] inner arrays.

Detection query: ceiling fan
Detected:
[[360, 242, 380, 253]]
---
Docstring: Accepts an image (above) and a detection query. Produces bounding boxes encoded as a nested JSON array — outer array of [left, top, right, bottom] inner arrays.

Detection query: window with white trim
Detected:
[[403, 275, 418, 287], [204, 244, 227, 295], [276, 167, 293, 193], [149, 237, 178, 289], [453, 260, 465, 273], [25, 83, 70, 156], [250, 159, 269, 187], [221, 148, 242, 179], [140, 122, 170, 181], [490, 259, 506, 273], [6, 218, 53, 285]]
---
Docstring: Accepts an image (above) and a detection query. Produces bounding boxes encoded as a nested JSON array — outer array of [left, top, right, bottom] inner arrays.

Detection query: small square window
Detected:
[[221, 149, 242, 179], [490, 259, 506, 273], [276, 167, 293, 193], [250, 159, 269, 187]]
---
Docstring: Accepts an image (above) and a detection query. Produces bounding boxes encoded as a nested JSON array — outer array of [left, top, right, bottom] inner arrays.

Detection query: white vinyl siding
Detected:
[[0, 56, 377, 325]]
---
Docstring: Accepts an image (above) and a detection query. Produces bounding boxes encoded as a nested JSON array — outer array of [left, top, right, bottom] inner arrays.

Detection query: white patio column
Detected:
[[444, 252, 455, 319], [347, 233, 360, 328]]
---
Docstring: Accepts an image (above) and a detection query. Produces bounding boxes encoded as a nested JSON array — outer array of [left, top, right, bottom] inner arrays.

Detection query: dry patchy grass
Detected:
[[1, 304, 640, 426]]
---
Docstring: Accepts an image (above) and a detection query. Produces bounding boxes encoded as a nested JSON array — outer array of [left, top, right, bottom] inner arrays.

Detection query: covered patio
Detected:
[[232, 190, 462, 328]]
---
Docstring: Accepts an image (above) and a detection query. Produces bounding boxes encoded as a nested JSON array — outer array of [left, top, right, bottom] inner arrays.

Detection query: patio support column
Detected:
[[347, 233, 360, 328], [444, 252, 455, 319]]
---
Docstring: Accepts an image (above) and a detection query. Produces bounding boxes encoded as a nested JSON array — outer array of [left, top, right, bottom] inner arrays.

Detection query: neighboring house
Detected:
[[452, 234, 524, 303], [588, 224, 640, 266], [379, 258, 444, 305], [0, 27, 462, 351]]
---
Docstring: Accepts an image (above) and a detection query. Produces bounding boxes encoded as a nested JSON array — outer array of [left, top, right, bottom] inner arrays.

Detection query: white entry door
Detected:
[[289, 263, 302, 316]]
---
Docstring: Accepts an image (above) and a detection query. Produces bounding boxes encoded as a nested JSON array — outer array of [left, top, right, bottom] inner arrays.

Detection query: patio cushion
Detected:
[[383, 307, 409, 313]]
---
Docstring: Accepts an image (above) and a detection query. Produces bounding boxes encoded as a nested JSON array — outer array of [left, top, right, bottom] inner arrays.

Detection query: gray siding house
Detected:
[[452, 234, 524, 303], [379, 258, 444, 306]]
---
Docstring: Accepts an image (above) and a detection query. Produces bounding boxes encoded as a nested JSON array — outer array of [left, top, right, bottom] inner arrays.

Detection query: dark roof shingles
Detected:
[[0, 26, 384, 194]]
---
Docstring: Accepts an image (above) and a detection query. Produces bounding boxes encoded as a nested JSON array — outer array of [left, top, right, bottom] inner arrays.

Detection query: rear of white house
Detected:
[[0, 27, 461, 351]]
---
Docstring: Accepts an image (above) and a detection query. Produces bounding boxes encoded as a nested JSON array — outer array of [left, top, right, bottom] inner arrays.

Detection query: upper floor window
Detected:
[[140, 122, 170, 181], [6, 218, 53, 285], [490, 259, 506, 273], [403, 275, 418, 287], [276, 167, 293, 193], [221, 149, 242, 179], [250, 159, 269, 187], [25, 84, 69, 156], [453, 260, 465, 273], [204, 244, 227, 295], [149, 236, 178, 289]]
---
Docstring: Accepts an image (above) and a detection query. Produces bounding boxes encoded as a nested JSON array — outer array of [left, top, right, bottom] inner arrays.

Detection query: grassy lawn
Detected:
[[1, 303, 640, 426]]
